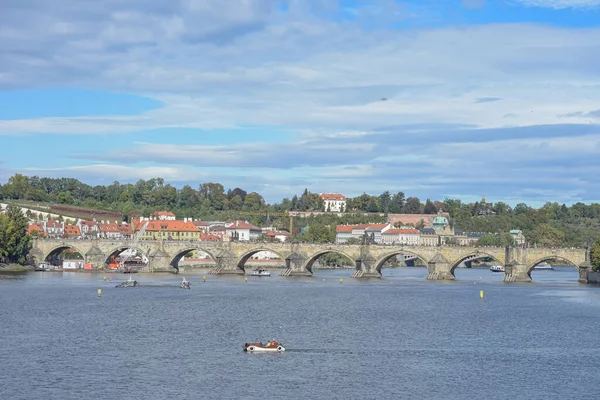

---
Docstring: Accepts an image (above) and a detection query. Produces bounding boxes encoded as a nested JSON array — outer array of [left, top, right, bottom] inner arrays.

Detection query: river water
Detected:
[[1, 267, 599, 400]]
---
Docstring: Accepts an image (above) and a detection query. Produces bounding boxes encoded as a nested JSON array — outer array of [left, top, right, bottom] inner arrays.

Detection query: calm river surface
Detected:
[[1, 267, 599, 400]]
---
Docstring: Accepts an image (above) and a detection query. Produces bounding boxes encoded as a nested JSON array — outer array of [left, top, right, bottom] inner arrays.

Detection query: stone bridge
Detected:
[[30, 238, 592, 283]]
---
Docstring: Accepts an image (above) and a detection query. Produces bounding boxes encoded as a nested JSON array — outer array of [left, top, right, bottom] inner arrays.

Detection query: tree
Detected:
[[302, 224, 334, 243], [229, 195, 243, 210], [591, 237, 600, 272], [424, 199, 437, 214], [404, 197, 423, 214], [379, 191, 391, 214], [389, 192, 405, 213], [527, 224, 565, 247], [0, 205, 32, 264]]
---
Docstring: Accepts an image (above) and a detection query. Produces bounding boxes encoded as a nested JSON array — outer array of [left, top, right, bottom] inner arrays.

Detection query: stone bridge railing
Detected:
[[30, 238, 591, 283]]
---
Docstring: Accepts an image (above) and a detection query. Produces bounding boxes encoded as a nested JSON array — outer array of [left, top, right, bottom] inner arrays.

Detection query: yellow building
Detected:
[[135, 219, 200, 240]]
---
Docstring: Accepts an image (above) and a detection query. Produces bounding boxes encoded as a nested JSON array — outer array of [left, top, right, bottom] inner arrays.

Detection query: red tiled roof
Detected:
[[200, 232, 221, 241], [336, 225, 355, 233], [226, 221, 261, 230], [144, 220, 199, 232], [152, 211, 176, 217], [365, 224, 390, 230], [63, 225, 81, 237], [193, 221, 209, 226], [382, 228, 420, 235], [27, 223, 45, 235], [320, 193, 346, 201], [119, 224, 133, 235]]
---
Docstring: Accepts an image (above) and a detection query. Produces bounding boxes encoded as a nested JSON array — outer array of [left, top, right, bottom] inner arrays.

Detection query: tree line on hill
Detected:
[[1, 174, 600, 250]]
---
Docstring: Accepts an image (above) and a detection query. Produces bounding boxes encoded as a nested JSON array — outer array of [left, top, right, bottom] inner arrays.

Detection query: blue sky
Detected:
[[1, 0, 599, 206]]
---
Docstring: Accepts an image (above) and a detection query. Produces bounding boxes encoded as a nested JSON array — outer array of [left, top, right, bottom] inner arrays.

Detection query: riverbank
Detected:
[[0, 263, 34, 272]]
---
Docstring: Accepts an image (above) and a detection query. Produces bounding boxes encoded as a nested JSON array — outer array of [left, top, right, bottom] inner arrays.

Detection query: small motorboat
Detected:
[[534, 261, 554, 270], [250, 268, 271, 277], [489, 264, 505, 273], [180, 277, 191, 289], [116, 276, 137, 288], [244, 340, 285, 352]]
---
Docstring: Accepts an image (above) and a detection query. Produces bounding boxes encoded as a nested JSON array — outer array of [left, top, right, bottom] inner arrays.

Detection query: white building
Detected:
[[381, 228, 421, 245], [364, 223, 392, 243], [225, 220, 262, 241], [44, 219, 64, 238], [320, 193, 346, 212]]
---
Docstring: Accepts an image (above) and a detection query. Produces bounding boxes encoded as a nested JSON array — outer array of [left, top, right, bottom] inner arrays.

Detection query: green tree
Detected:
[[591, 237, 600, 272], [528, 223, 565, 247], [302, 224, 334, 243], [404, 197, 423, 214], [389, 192, 405, 213], [0, 205, 32, 264], [379, 191, 391, 214]]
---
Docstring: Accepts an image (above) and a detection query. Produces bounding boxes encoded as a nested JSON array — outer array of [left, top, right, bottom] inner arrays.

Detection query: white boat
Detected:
[[250, 268, 271, 277], [180, 277, 191, 289], [489, 264, 505, 273], [244, 341, 285, 352], [534, 262, 554, 270]]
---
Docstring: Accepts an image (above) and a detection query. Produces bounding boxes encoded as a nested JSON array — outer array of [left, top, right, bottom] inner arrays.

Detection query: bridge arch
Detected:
[[374, 250, 428, 274], [305, 250, 356, 274], [169, 247, 218, 269], [449, 252, 504, 276], [44, 245, 86, 265], [236, 248, 287, 272], [527, 256, 578, 275]]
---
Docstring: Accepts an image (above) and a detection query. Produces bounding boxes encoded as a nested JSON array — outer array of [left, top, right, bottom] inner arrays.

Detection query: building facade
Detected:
[[320, 193, 346, 212]]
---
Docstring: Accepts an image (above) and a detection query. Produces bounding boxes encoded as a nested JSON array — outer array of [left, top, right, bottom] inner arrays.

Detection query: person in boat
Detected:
[[266, 341, 271, 347]]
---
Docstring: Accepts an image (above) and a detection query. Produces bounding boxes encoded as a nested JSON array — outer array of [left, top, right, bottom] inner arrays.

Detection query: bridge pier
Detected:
[[85, 245, 105, 269], [503, 260, 531, 283], [426, 253, 454, 280], [578, 262, 592, 283], [149, 248, 177, 273], [281, 252, 310, 277], [352, 253, 380, 278], [208, 250, 243, 275]]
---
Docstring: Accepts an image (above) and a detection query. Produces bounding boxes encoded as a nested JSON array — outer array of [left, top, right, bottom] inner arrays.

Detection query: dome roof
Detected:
[[433, 216, 448, 225]]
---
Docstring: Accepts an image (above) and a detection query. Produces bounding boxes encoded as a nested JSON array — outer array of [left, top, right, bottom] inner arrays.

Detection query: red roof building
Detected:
[[63, 225, 81, 238], [27, 223, 45, 237]]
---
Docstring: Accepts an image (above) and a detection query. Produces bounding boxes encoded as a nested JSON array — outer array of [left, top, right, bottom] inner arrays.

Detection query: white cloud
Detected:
[[21, 164, 208, 182], [515, 0, 600, 9]]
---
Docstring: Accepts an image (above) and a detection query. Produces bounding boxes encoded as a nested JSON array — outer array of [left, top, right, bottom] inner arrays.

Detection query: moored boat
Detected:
[[250, 268, 271, 277], [490, 264, 505, 273], [534, 261, 554, 270], [244, 340, 285, 352]]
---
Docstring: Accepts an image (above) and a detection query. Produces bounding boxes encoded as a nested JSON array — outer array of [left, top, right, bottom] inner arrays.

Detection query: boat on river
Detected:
[[490, 264, 505, 273], [534, 262, 554, 270], [116, 276, 137, 288], [250, 268, 271, 277], [244, 340, 285, 352], [180, 277, 191, 289]]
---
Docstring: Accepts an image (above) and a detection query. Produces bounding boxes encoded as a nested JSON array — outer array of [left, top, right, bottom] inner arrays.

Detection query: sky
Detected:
[[1, 0, 599, 206]]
